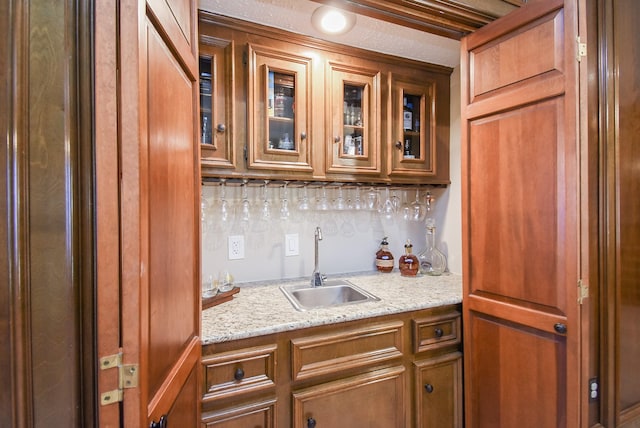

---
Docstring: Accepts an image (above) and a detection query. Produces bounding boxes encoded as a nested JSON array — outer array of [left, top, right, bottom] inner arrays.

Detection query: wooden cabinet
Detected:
[[198, 12, 451, 185], [325, 60, 382, 177], [199, 34, 236, 169], [389, 76, 438, 179], [201, 305, 461, 427], [246, 44, 314, 174], [292, 367, 406, 427], [412, 311, 463, 428], [201, 344, 278, 427]]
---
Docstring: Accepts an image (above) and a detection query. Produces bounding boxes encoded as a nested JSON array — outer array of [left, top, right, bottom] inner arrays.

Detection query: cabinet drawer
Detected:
[[202, 344, 277, 402], [413, 311, 461, 353], [291, 321, 404, 381], [201, 398, 276, 428]]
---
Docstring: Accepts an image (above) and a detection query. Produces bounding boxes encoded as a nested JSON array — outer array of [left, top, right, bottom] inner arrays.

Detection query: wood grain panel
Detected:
[[466, 313, 566, 427], [292, 366, 406, 427], [146, 20, 198, 398], [414, 352, 463, 428], [467, 98, 566, 312], [616, 0, 640, 414], [291, 321, 403, 381], [470, 9, 564, 99]]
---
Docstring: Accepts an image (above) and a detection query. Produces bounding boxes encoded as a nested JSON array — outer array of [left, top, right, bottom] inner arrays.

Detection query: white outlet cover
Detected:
[[228, 235, 245, 260]]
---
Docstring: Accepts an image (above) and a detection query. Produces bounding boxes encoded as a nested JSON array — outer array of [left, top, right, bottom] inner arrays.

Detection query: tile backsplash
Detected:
[[201, 184, 453, 283]]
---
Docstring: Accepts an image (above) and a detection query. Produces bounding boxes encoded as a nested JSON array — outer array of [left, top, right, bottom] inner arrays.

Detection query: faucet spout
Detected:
[[311, 226, 324, 287]]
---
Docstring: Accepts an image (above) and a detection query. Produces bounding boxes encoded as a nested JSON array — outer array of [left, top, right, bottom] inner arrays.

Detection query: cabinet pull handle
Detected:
[[424, 384, 434, 393], [216, 123, 226, 133], [301, 132, 307, 140], [554, 323, 567, 334], [307, 417, 317, 428], [395, 141, 403, 149], [149, 414, 167, 428], [434, 328, 443, 338], [234, 367, 245, 381], [334, 136, 341, 143]]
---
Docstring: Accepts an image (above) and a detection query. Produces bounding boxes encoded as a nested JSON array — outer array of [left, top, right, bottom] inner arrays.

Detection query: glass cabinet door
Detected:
[[390, 78, 436, 178], [199, 38, 235, 169], [327, 61, 381, 176], [248, 44, 313, 173]]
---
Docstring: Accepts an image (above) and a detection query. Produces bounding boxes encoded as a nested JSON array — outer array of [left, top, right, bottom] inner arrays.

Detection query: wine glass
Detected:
[[279, 182, 290, 221], [366, 187, 380, 211], [239, 179, 251, 228], [410, 188, 425, 222], [316, 184, 330, 211], [379, 186, 396, 220], [333, 185, 347, 210], [297, 182, 311, 211]]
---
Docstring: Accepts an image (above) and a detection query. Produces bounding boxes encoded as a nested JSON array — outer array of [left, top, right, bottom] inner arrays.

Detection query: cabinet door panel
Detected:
[[199, 36, 235, 169], [390, 78, 436, 177], [248, 44, 313, 173], [292, 366, 406, 428], [415, 352, 463, 428], [326, 61, 381, 176], [461, 1, 583, 426]]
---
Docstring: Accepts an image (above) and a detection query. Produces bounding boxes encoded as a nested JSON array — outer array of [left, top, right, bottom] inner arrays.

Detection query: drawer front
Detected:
[[201, 398, 276, 428], [291, 321, 404, 381], [413, 312, 461, 354], [202, 344, 277, 402]]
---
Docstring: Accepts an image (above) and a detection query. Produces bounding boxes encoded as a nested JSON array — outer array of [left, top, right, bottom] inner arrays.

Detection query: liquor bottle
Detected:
[[375, 237, 394, 273], [398, 239, 419, 277], [403, 97, 413, 131]]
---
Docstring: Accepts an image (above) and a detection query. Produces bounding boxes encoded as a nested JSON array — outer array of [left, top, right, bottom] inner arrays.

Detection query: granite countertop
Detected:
[[201, 271, 463, 345]]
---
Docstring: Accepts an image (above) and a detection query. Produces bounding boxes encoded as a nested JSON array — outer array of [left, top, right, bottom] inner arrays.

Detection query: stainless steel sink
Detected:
[[280, 280, 380, 311]]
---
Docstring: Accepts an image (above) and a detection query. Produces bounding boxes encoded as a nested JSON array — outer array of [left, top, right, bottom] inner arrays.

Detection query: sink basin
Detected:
[[280, 280, 380, 311]]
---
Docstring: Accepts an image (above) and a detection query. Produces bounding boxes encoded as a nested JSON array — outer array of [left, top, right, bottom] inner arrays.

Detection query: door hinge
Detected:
[[578, 279, 589, 304], [577, 36, 587, 62], [99, 352, 139, 406]]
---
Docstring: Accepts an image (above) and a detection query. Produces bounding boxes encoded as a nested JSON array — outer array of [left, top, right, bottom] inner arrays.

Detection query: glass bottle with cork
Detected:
[[398, 239, 419, 277], [375, 237, 394, 273]]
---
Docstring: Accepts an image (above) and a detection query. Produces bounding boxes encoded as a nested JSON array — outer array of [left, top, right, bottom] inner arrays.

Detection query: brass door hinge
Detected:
[[577, 36, 587, 62], [578, 279, 589, 304], [99, 352, 139, 406]]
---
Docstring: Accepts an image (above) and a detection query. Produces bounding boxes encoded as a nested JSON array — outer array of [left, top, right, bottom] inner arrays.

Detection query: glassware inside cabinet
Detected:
[[199, 56, 213, 146], [268, 70, 296, 151], [402, 91, 422, 159], [342, 84, 365, 157]]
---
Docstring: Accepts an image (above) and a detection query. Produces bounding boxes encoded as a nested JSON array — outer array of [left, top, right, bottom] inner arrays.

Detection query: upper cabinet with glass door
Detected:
[[199, 36, 235, 170], [326, 61, 381, 177], [247, 43, 314, 176], [388, 73, 449, 183]]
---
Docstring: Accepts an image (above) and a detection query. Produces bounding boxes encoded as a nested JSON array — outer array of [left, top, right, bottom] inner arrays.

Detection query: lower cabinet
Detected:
[[201, 304, 461, 427], [292, 367, 406, 427], [415, 352, 463, 428]]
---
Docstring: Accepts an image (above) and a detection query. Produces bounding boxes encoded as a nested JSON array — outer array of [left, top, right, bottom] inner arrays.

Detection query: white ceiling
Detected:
[[198, 0, 461, 68]]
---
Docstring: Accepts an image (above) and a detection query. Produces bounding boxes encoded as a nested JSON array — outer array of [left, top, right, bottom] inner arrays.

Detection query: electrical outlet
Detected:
[[228, 235, 244, 260], [285, 233, 299, 257]]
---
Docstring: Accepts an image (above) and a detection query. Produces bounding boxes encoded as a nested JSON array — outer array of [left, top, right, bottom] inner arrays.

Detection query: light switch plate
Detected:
[[285, 233, 299, 257], [228, 235, 244, 260]]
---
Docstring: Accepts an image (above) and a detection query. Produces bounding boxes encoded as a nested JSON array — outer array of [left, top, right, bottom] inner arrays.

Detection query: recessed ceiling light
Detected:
[[311, 6, 356, 35]]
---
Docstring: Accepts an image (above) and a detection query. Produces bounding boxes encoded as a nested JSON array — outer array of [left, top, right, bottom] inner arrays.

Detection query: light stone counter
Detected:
[[201, 271, 462, 345]]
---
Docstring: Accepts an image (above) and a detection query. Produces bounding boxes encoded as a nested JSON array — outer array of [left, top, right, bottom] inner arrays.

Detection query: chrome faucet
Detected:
[[311, 226, 325, 287]]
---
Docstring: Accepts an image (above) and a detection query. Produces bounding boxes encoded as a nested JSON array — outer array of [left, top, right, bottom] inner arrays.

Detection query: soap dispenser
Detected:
[[399, 239, 419, 277], [375, 237, 394, 273]]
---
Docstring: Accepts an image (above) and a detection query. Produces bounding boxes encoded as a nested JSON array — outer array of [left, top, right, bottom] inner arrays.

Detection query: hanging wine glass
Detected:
[[239, 179, 251, 228], [333, 185, 347, 210], [379, 186, 396, 220], [316, 184, 330, 211], [297, 182, 310, 211], [279, 182, 290, 221], [410, 188, 425, 222]]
